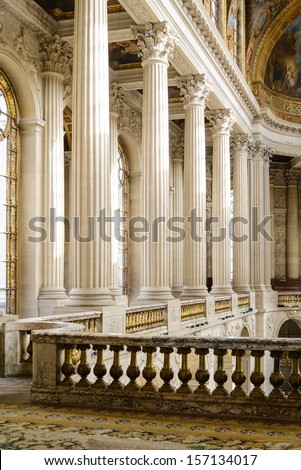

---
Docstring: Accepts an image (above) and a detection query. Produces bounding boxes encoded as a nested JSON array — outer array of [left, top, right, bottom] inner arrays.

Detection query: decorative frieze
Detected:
[[13, 26, 37, 82], [110, 82, 125, 115]]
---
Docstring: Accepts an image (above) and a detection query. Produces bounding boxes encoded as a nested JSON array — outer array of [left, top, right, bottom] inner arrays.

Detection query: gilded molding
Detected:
[[132, 22, 178, 62], [177, 74, 212, 106]]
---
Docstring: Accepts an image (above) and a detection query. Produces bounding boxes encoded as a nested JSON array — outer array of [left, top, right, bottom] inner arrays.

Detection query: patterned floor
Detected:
[[1, 378, 301, 450]]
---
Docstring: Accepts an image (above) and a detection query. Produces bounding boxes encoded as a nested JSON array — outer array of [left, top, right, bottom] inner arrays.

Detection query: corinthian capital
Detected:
[[132, 22, 178, 62], [254, 141, 274, 163], [177, 74, 212, 106], [286, 170, 299, 185], [206, 109, 236, 134], [231, 134, 252, 154], [110, 83, 125, 115], [40, 35, 73, 87]]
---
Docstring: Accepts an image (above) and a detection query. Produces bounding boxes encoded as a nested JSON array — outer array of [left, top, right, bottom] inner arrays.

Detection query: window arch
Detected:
[[117, 139, 129, 295], [0, 70, 18, 315]]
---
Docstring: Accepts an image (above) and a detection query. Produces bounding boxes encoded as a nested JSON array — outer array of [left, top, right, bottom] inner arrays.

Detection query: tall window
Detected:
[[117, 141, 129, 295], [0, 71, 17, 315]]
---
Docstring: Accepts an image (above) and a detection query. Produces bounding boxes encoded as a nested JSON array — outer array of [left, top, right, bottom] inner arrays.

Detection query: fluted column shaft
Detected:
[[109, 84, 125, 297], [178, 75, 211, 298], [133, 22, 177, 302], [270, 170, 277, 280], [69, 0, 113, 306], [231, 135, 251, 293], [207, 110, 235, 295], [250, 143, 266, 290], [171, 141, 184, 295], [38, 36, 72, 311], [286, 171, 299, 279], [263, 154, 273, 289]]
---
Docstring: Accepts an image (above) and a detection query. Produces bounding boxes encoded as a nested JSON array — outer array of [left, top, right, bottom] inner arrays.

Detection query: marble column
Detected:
[[263, 151, 274, 289], [178, 75, 212, 298], [109, 83, 125, 297], [68, 0, 113, 306], [286, 170, 300, 280], [38, 36, 72, 314], [250, 142, 267, 291], [170, 136, 184, 296], [231, 134, 251, 293], [270, 170, 277, 281], [207, 109, 235, 295], [132, 22, 177, 302]]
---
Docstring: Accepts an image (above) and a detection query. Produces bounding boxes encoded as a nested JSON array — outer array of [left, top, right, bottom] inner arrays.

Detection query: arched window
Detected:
[[117, 140, 129, 295], [0, 71, 17, 315]]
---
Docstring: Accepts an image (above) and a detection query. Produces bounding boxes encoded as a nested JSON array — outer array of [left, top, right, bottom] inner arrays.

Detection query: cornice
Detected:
[[178, 0, 260, 117], [0, 0, 57, 37], [256, 109, 301, 135]]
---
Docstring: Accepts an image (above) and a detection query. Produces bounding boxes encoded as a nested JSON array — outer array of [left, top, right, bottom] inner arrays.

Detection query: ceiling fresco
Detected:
[[34, 1, 123, 19], [265, 16, 301, 99]]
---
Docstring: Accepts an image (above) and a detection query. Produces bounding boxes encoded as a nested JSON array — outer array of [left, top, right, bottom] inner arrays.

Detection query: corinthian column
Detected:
[[170, 136, 184, 296], [68, 0, 113, 306], [286, 170, 300, 280], [263, 150, 274, 289], [250, 142, 268, 291], [38, 36, 72, 315], [270, 170, 277, 281], [231, 134, 251, 293], [109, 83, 125, 297], [207, 109, 236, 295], [177, 75, 212, 298], [132, 22, 177, 302]]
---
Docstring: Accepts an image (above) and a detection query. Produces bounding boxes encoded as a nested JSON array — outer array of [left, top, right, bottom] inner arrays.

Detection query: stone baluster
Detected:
[[125, 346, 141, 391], [159, 347, 175, 392], [250, 350, 265, 397], [231, 349, 246, 397], [92, 345, 107, 388], [60, 344, 76, 386], [109, 345, 124, 390], [142, 346, 157, 391], [288, 351, 301, 399], [177, 347, 192, 393], [194, 348, 210, 395], [76, 344, 91, 387], [269, 351, 284, 399], [212, 349, 228, 396]]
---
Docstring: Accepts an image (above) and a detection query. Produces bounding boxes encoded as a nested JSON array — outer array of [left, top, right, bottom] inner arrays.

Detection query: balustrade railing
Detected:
[[215, 297, 231, 314], [126, 305, 166, 333], [31, 333, 301, 420], [181, 300, 206, 322], [278, 293, 301, 307]]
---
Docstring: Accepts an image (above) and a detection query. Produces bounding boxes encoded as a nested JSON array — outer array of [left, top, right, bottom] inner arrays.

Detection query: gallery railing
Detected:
[[31, 332, 301, 420]]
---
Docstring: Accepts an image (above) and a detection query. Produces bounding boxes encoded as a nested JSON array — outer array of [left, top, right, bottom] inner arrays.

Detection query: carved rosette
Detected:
[[286, 170, 299, 186], [40, 35, 73, 96], [177, 74, 212, 106], [206, 109, 236, 135], [132, 22, 178, 63], [110, 82, 125, 116]]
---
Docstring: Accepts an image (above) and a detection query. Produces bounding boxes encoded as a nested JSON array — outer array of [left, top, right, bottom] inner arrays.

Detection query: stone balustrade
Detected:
[[31, 332, 301, 420], [126, 304, 167, 333], [278, 292, 301, 307]]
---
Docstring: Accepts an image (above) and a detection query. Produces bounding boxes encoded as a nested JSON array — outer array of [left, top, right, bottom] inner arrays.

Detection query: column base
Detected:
[[67, 288, 114, 307], [38, 287, 68, 316], [233, 285, 251, 294], [180, 286, 208, 300], [210, 285, 234, 296], [110, 286, 123, 297], [171, 285, 183, 298], [137, 287, 174, 303]]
